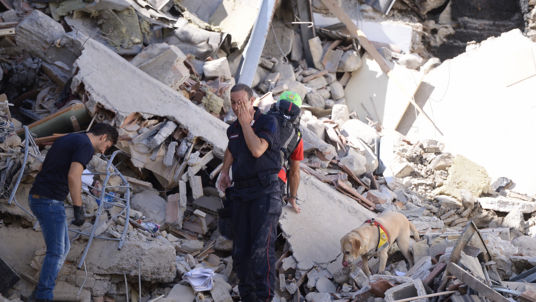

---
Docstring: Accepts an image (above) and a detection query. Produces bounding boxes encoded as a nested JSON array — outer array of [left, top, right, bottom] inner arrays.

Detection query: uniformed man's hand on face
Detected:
[[236, 99, 254, 127]]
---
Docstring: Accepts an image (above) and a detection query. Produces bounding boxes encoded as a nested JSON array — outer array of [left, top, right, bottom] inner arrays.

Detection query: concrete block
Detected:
[[331, 104, 349, 126], [329, 81, 345, 100], [512, 236, 536, 256], [391, 158, 415, 178], [190, 175, 204, 200], [211, 275, 233, 302], [338, 50, 362, 72], [164, 141, 178, 167], [203, 57, 232, 80], [306, 119, 326, 141], [350, 267, 369, 289], [421, 139, 444, 153], [281, 256, 297, 271], [275, 62, 296, 83], [429, 153, 453, 170], [478, 196, 536, 214], [306, 91, 326, 109], [384, 279, 427, 302], [435, 195, 463, 209], [308, 37, 324, 70], [167, 284, 195, 302], [340, 149, 367, 177], [340, 119, 379, 146], [317, 88, 331, 100], [412, 240, 430, 264], [132, 190, 167, 224], [324, 72, 337, 84], [305, 292, 331, 302], [306, 76, 328, 90], [316, 276, 336, 293], [407, 256, 432, 280], [323, 49, 343, 72], [131, 43, 189, 89]]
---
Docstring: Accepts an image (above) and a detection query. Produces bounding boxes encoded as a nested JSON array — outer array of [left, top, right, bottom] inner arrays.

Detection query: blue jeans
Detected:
[[29, 195, 70, 300]]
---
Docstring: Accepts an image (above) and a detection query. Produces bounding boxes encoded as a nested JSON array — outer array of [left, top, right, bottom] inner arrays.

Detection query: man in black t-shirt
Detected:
[[29, 123, 118, 302]]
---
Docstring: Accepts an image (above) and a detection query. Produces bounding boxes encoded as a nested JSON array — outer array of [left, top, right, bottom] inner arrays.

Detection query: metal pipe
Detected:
[[8, 126, 30, 205], [78, 150, 121, 268]]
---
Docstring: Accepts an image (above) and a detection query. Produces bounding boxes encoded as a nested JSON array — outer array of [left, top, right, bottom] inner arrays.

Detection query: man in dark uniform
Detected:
[[29, 123, 118, 302], [217, 84, 282, 302]]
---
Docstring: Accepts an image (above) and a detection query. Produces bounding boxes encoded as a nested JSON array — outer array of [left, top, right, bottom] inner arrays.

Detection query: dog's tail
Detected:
[[409, 221, 421, 241]]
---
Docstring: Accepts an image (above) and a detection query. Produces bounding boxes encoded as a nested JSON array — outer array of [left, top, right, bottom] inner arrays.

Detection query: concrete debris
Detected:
[[1, 1, 534, 301], [130, 43, 190, 90], [131, 190, 167, 225]]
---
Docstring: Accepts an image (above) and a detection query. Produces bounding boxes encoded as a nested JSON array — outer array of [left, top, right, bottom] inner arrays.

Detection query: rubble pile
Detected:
[[0, 0, 536, 301]]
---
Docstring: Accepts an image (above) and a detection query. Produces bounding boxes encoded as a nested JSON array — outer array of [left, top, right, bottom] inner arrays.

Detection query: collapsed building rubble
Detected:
[[1, 0, 536, 301]]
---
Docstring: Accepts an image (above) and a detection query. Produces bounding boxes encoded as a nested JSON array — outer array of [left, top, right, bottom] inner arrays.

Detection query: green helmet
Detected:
[[279, 91, 302, 107]]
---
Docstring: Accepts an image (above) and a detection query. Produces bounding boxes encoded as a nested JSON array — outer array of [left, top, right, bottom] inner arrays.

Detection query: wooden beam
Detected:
[[447, 263, 509, 302]]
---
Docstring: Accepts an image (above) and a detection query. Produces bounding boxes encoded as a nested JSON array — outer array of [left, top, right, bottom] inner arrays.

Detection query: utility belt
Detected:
[[233, 172, 279, 189]]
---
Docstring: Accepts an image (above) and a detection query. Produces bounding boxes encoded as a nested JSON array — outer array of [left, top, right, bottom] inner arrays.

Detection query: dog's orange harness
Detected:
[[365, 219, 390, 251]]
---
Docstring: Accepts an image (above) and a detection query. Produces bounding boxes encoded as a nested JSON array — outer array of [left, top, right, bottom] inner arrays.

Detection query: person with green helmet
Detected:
[[273, 90, 304, 214]]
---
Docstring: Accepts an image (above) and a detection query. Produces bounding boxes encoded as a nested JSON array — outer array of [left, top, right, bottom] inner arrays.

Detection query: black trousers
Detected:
[[229, 181, 282, 302]]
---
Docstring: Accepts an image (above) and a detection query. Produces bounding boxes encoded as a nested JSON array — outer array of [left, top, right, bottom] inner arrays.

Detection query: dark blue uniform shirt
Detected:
[[227, 108, 281, 182], [30, 133, 94, 201]]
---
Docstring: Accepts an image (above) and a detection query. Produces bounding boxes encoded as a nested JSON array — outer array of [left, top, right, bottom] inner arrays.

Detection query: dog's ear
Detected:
[[350, 236, 361, 254]]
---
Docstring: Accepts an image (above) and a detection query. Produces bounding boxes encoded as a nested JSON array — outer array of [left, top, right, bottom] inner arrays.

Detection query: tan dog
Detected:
[[340, 211, 420, 276]]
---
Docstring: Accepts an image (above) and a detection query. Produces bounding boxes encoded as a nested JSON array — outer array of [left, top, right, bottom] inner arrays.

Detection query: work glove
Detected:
[[72, 205, 85, 226]]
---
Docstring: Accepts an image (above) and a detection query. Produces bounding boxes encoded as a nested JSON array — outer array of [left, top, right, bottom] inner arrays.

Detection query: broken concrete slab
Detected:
[[338, 50, 362, 72], [53, 281, 91, 302], [300, 125, 336, 162], [130, 43, 189, 90], [316, 276, 336, 293], [340, 149, 367, 177], [167, 19, 229, 60], [16, 10, 83, 81], [305, 292, 331, 302], [340, 119, 379, 146], [165, 283, 195, 302], [478, 196, 536, 214], [512, 236, 536, 256], [305, 92, 326, 109], [131, 190, 167, 225], [211, 275, 233, 302], [80, 237, 176, 282], [209, 0, 261, 50], [203, 57, 232, 80], [503, 210, 525, 231], [280, 173, 373, 269], [71, 38, 228, 156], [323, 48, 343, 73], [331, 104, 349, 127], [262, 17, 294, 57], [329, 81, 345, 100], [344, 55, 422, 130]]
